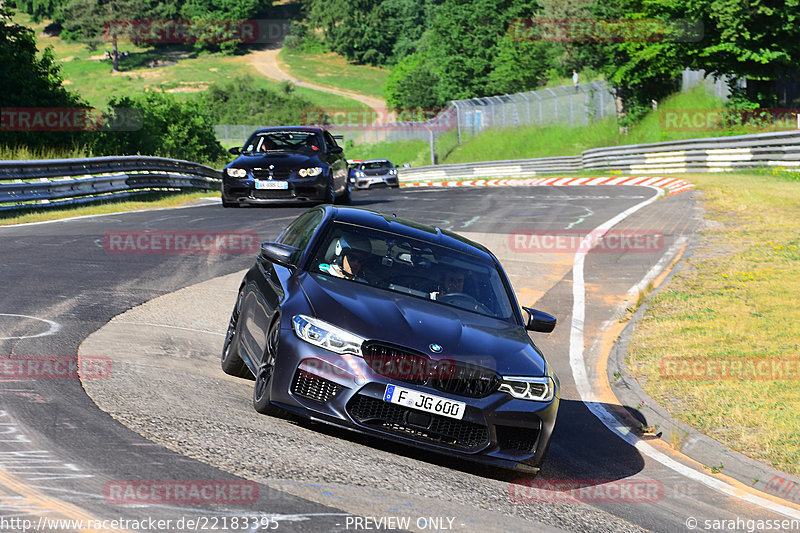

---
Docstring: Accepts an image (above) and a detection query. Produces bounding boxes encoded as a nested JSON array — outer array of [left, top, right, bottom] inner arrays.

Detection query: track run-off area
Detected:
[[1, 181, 799, 532]]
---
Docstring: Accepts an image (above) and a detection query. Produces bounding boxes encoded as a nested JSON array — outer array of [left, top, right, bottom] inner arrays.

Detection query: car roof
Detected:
[[252, 126, 327, 134], [326, 206, 494, 261]]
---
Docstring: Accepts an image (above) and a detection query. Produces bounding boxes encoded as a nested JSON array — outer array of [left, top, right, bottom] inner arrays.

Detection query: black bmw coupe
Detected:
[[222, 126, 351, 207], [221, 205, 559, 473]]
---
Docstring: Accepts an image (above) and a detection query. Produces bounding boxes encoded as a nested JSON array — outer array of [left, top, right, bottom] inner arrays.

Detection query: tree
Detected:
[[384, 52, 445, 109], [11, 0, 69, 22], [93, 91, 225, 162], [0, 7, 86, 147], [59, 0, 149, 72]]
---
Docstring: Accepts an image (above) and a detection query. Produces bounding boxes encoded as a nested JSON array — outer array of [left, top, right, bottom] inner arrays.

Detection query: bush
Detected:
[[92, 91, 225, 163]]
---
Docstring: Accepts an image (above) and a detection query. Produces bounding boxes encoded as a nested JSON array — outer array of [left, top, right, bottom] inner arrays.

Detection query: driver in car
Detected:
[[319, 235, 372, 281], [430, 269, 466, 300]]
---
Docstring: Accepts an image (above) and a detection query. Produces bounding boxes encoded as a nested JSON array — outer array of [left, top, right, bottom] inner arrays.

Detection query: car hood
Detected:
[[297, 272, 548, 377], [228, 152, 322, 170]]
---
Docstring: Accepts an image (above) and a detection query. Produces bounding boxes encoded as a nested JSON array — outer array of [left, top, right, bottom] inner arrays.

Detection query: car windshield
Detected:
[[243, 131, 321, 153], [309, 222, 517, 322], [363, 161, 392, 169]]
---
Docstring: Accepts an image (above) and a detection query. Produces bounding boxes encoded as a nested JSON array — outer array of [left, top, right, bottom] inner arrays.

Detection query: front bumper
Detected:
[[223, 175, 327, 204], [269, 331, 559, 471], [352, 174, 399, 189]]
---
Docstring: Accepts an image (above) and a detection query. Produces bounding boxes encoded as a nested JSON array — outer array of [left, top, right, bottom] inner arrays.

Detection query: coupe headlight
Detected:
[[498, 376, 555, 402], [356, 171, 366, 177], [226, 168, 247, 178], [389, 169, 397, 175], [298, 167, 323, 177], [292, 315, 364, 355]]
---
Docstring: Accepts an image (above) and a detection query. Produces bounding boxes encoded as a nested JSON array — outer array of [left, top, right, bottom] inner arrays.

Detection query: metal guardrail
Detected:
[[0, 156, 222, 212], [398, 130, 800, 182], [3, 130, 797, 212], [398, 156, 582, 181]]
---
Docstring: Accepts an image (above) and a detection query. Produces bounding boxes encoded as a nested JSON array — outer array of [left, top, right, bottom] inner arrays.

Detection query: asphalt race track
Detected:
[[1, 185, 798, 532]]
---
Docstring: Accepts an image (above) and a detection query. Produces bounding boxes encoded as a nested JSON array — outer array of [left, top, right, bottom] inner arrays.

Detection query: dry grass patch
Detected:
[[627, 171, 800, 474]]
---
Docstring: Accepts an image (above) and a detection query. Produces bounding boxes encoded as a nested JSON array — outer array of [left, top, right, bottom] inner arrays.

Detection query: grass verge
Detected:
[[351, 86, 796, 166], [278, 48, 389, 101], [0, 191, 218, 226], [627, 169, 800, 475]]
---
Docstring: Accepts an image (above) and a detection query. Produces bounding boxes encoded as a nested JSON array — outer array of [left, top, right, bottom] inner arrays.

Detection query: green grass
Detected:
[[345, 139, 431, 167], [627, 170, 800, 475], [13, 12, 369, 114], [0, 191, 218, 225], [351, 85, 798, 166], [278, 48, 389, 100]]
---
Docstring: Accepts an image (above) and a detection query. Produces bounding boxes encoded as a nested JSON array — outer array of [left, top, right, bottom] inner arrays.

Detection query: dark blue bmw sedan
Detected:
[[221, 205, 559, 473]]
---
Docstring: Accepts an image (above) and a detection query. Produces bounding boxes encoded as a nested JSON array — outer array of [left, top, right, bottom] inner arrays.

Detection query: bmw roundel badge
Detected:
[[429, 343, 443, 353]]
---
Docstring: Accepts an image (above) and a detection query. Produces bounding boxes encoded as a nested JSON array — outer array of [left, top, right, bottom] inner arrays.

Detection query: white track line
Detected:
[[569, 186, 800, 519]]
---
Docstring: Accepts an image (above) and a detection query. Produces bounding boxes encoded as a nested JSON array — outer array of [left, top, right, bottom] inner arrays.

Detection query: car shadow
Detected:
[[284, 397, 648, 487]]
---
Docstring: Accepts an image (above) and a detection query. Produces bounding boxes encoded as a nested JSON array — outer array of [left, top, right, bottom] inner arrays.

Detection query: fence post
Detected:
[[454, 102, 462, 144], [520, 93, 531, 125], [545, 88, 558, 122]]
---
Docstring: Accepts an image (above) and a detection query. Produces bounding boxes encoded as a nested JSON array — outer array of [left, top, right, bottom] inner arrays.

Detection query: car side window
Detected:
[[323, 131, 338, 151], [278, 210, 324, 264]]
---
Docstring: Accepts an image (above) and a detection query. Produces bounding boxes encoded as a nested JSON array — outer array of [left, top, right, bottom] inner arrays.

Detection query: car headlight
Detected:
[[389, 169, 397, 175], [292, 315, 364, 355], [498, 376, 555, 402], [356, 171, 365, 177], [298, 167, 323, 177], [226, 168, 247, 178]]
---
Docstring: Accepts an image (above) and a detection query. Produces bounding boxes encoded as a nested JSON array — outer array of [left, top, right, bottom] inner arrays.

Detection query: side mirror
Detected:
[[330, 145, 343, 154], [522, 307, 556, 333], [260, 242, 299, 269], [228, 146, 241, 155]]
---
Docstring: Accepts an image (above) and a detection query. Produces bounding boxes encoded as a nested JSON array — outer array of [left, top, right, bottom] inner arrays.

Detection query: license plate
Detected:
[[254, 180, 288, 190], [383, 384, 465, 420]]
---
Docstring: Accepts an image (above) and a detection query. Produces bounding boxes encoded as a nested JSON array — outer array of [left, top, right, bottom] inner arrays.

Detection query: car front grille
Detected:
[[430, 360, 501, 399], [252, 169, 291, 180], [361, 342, 500, 398], [495, 424, 541, 454], [291, 369, 343, 403], [347, 394, 489, 451], [362, 342, 432, 385]]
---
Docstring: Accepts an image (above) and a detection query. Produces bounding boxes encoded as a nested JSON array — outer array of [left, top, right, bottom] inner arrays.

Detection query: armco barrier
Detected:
[[398, 130, 800, 183], [0, 156, 221, 211], [2, 130, 797, 212]]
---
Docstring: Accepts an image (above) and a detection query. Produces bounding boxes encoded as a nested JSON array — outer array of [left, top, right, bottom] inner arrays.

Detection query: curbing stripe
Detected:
[[400, 176, 696, 196]]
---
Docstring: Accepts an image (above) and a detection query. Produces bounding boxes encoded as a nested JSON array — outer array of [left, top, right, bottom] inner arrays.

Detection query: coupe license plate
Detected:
[[254, 180, 288, 190], [383, 384, 465, 420]]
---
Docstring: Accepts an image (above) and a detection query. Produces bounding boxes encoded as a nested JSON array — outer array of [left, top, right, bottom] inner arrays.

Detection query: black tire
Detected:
[[253, 319, 281, 415], [221, 192, 239, 208], [322, 174, 335, 205], [221, 288, 252, 379], [337, 178, 352, 205]]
